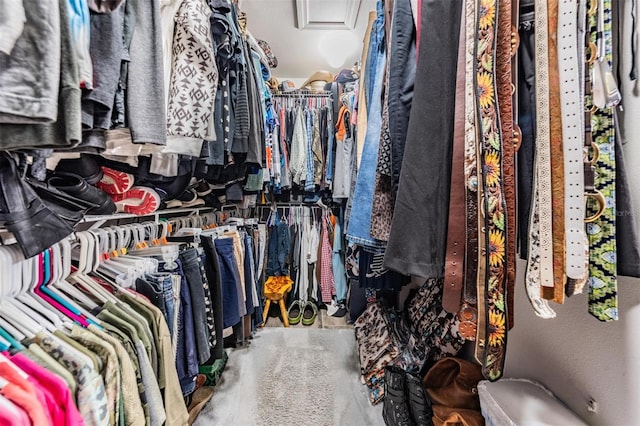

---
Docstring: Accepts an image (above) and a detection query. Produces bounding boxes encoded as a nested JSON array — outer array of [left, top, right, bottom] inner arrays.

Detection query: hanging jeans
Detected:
[[179, 248, 211, 365], [346, 0, 387, 251], [155, 259, 198, 396], [215, 237, 242, 328], [136, 273, 175, 338], [201, 236, 225, 361], [266, 220, 291, 276]]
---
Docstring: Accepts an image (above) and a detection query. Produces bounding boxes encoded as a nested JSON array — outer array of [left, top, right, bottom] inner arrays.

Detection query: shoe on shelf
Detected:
[[287, 300, 304, 325], [194, 180, 212, 197], [178, 189, 205, 208], [111, 186, 161, 215], [165, 199, 183, 209], [202, 193, 222, 210], [48, 173, 117, 215], [54, 155, 103, 185], [301, 301, 318, 326], [96, 166, 135, 195]]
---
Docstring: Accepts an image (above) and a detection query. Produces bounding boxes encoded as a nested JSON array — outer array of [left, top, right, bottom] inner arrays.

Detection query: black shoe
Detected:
[[28, 178, 97, 225], [48, 173, 116, 215], [383, 366, 413, 426], [54, 155, 103, 185], [405, 372, 433, 426], [202, 193, 222, 210], [194, 180, 212, 197]]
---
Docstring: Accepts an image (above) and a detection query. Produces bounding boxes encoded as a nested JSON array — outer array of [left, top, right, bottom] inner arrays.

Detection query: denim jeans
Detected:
[[346, 0, 387, 250], [161, 259, 198, 396], [243, 233, 256, 317], [180, 247, 212, 365], [332, 221, 348, 302], [214, 237, 242, 328], [266, 220, 291, 276], [136, 273, 175, 338], [201, 236, 225, 361]]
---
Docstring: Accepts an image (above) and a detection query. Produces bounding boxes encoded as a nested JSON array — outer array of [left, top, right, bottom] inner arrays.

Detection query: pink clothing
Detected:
[[0, 380, 49, 426], [9, 353, 85, 426], [320, 219, 336, 303], [0, 394, 30, 426]]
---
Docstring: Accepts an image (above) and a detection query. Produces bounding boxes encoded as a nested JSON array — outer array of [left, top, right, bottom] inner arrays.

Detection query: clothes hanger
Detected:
[[0, 335, 10, 352], [51, 239, 100, 312], [4, 246, 58, 333], [68, 232, 112, 305], [0, 247, 49, 336], [38, 244, 98, 327]]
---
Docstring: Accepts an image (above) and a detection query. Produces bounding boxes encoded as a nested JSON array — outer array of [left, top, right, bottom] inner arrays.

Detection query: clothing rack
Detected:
[[271, 90, 332, 97]]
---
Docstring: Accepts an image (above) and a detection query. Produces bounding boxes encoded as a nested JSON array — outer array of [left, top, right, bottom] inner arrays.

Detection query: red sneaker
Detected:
[[96, 166, 134, 195], [111, 187, 160, 215]]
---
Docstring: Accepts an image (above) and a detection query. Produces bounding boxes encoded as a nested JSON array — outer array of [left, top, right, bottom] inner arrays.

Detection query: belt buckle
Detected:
[[585, 190, 606, 223], [584, 142, 600, 165]]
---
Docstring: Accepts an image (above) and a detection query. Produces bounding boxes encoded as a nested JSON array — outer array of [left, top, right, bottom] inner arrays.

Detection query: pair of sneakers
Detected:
[[165, 179, 212, 209], [287, 300, 318, 326], [97, 166, 160, 215]]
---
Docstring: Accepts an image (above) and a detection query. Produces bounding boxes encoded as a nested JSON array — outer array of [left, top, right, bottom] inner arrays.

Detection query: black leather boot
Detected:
[[405, 372, 434, 426], [383, 366, 413, 426]]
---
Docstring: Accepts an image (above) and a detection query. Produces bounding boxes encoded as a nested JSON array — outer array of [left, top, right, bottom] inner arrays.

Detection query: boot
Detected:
[[383, 366, 413, 426], [405, 372, 434, 426]]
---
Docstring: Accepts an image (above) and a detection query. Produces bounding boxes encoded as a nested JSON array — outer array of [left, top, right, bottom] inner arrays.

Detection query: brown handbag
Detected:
[[423, 357, 485, 426]]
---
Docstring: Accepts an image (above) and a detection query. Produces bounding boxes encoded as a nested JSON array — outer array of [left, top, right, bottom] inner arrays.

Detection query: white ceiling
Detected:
[[239, 0, 377, 82]]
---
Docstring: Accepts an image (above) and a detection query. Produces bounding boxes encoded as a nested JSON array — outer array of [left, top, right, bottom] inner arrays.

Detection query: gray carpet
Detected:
[[194, 328, 384, 426]]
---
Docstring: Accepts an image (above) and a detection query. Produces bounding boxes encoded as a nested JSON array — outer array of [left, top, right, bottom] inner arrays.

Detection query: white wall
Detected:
[[504, 2, 640, 424]]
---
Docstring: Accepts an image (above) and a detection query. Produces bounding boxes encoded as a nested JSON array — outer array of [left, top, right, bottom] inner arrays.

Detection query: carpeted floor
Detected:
[[193, 328, 384, 426]]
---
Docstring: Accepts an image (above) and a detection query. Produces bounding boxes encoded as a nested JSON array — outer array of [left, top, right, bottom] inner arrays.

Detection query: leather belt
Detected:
[[586, 0, 618, 322], [443, 12, 468, 314], [566, 0, 591, 297], [558, 0, 587, 281], [545, 0, 567, 303], [475, 176, 488, 363], [475, 0, 509, 380], [533, 0, 554, 290], [496, 0, 516, 328]]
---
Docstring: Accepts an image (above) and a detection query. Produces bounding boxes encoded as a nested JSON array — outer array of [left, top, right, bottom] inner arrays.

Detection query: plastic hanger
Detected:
[[11, 245, 65, 329], [4, 247, 57, 333], [0, 248, 45, 337], [72, 232, 118, 304], [51, 239, 100, 312], [36, 246, 92, 327], [0, 335, 10, 351]]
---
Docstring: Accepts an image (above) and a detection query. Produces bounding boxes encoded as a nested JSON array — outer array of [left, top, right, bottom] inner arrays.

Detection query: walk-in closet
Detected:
[[0, 0, 639, 424]]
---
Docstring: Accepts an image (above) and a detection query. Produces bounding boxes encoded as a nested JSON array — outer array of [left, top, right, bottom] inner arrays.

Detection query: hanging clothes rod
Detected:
[[272, 91, 332, 97]]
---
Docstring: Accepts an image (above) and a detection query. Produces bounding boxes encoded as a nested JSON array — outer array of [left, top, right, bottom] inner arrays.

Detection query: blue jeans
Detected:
[[215, 237, 242, 328], [266, 220, 291, 276], [243, 233, 256, 316], [158, 260, 198, 396], [180, 247, 211, 365], [136, 273, 175, 338], [346, 0, 387, 250]]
